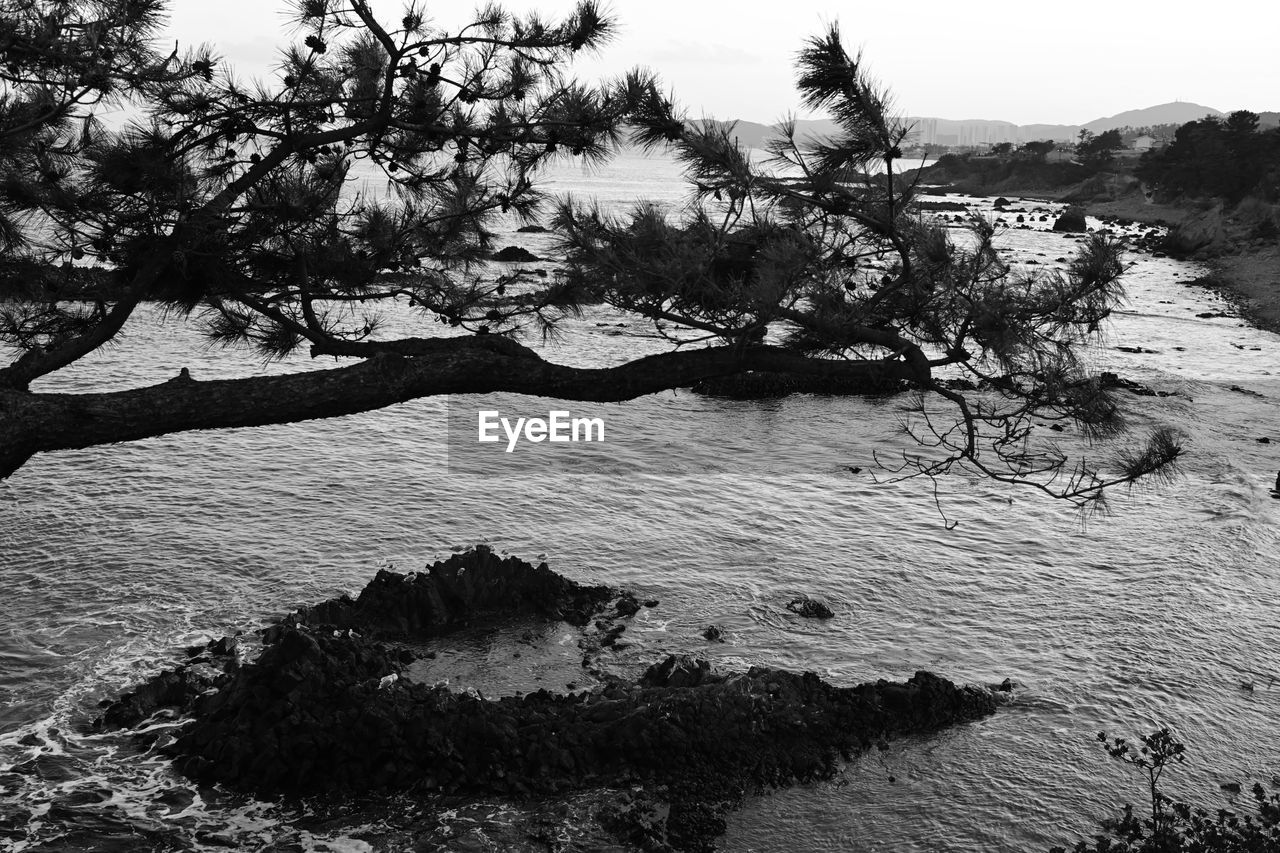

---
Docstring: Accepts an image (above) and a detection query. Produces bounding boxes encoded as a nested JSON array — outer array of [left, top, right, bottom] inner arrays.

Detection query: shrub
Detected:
[[1053, 729, 1280, 853]]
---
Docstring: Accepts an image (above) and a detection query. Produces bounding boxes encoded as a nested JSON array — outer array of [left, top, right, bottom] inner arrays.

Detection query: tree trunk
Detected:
[[0, 344, 920, 478]]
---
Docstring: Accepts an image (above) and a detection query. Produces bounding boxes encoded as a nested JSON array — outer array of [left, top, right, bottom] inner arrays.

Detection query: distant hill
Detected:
[[698, 102, 1254, 150], [1081, 102, 1223, 133]]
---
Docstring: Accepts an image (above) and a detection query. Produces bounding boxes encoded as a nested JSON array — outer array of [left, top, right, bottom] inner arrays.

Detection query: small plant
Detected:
[[1054, 729, 1280, 853], [1100, 729, 1186, 848]]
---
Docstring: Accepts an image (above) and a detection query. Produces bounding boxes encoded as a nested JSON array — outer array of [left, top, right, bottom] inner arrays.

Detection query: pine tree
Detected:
[[0, 8, 1180, 505]]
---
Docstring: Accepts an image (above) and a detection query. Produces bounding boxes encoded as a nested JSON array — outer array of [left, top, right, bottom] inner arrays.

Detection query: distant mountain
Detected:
[[701, 102, 1247, 150], [1080, 102, 1223, 133]]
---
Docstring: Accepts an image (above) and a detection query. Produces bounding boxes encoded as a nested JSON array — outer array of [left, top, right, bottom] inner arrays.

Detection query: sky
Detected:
[[164, 1, 1277, 126]]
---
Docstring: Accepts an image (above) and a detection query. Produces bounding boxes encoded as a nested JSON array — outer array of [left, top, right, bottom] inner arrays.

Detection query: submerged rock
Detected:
[[787, 596, 835, 619]]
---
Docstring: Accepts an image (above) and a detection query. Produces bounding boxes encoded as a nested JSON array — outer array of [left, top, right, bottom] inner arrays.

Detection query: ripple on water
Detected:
[[3, 179, 1280, 851]]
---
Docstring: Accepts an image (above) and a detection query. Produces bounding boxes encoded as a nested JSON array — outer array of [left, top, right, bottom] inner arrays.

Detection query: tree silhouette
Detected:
[[0, 6, 1180, 507], [1138, 110, 1280, 204]]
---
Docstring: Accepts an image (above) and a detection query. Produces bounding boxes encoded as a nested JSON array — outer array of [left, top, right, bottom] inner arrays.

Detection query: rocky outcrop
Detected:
[[94, 547, 615, 730], [491, 245, 540, 262], [1051, 205, 1089, 233], [169, 633, 996, 850], [92, 636, 243, 732], [282, 546, 615, 638], [1160, 204, 1228, 257], [787, 596, 835, 619], [1061, 172, 1142, 204], [98, 548, 1003, 852]]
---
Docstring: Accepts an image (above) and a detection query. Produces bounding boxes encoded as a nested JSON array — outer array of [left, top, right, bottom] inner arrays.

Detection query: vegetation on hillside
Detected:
[[1137, 111, 1280, 205], [923, 140, 1093, 192]]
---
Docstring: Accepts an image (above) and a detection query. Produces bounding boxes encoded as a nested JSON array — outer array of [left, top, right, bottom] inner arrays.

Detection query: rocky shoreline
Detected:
[[922, 177, 1280, 336], [95, 546, 1002, 852], [1085, 194, 1280, 335]]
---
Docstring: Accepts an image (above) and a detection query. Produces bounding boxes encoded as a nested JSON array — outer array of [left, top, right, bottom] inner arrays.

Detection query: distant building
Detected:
[[1132, 135, 1156, 151]]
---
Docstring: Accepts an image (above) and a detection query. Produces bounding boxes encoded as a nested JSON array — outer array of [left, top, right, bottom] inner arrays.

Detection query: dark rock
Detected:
[[96, 548, 613, 730], [993, 197, 1011, 208], [597, 790, 671, 852], [285, 545, 615, 637], [1230, 385, 1265, 398], [1051, 206, 1088, 233], [599, 624, 626, 647], [491, 246, 540, 262], [641, 654, 714, 689], [1096, 371, 1172, 398], [170, 650, 998, 804], [94, 669, 216, 731], [165, 622, 992, 853], [1159, 205, 1227, 257], [786, 597, 835, 619], [701, 625, 725, 643], [94, 638, 239, 731], [615, 594, 642, 618], [106, 557, 1001, 853]]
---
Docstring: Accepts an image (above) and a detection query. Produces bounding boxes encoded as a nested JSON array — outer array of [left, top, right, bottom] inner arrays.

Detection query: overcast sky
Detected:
[[165, 1, 1276, 126]]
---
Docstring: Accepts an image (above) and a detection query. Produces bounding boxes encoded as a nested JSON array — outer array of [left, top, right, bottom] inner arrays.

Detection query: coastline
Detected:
[[932, 180, 1280, 336], [1085, 193, 1280, 335]]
